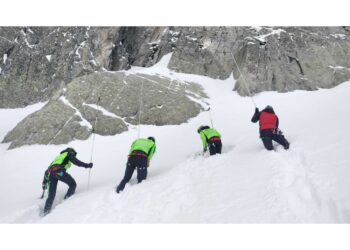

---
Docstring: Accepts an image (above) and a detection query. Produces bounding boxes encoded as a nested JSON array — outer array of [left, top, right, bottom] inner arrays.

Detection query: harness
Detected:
[[48, 165, 63, 174], [209, 137, 221, 142], [129, 150, 148, 158]]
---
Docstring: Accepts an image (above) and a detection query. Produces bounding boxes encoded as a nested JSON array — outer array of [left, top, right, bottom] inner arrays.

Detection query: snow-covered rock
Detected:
[[2, 66, 207, 149]]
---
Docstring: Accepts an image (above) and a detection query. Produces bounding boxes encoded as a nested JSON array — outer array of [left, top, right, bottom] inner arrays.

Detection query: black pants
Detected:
[[261, 129, 289, 151], [44, 172, 76, 214], [116, 155, 148, 193], [208, 140, 222, 155]]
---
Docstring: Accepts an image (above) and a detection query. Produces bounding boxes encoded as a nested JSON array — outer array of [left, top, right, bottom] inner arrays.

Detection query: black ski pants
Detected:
[[208, 139, 222, 155], [260, 129, 289, 151], [117, 155, 148, 193], [44, 172, 76, 214]]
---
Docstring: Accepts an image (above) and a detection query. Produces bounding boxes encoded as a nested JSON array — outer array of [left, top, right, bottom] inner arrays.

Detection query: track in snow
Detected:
[[267, 146, 350, 223]]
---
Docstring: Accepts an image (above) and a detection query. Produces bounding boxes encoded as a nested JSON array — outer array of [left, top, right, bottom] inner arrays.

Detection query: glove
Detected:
[[255, 107, 259, 113], [86, 163, 93, 168], [273, 128, 283, 135]]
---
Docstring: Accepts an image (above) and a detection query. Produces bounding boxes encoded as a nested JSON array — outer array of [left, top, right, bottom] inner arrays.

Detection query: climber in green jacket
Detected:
[[197, 125, 222, 155], [41, 147, 93, 215], [116, 137, 156, 193]]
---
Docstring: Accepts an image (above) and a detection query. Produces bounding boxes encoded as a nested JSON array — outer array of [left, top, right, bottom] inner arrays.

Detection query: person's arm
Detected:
[[200, 132, 208, 151], [68, 152, 92, 168], [251, 108, 260, 123], [276, 116, 279, 128], [148, 144, 156, 161]]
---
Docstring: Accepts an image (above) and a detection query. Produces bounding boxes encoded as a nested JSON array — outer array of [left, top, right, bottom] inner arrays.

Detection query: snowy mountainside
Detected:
[[1, 54, 350, 223]]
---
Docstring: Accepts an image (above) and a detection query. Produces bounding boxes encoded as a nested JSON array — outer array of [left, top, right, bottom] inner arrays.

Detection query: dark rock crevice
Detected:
[[288, 56, 304, 75]]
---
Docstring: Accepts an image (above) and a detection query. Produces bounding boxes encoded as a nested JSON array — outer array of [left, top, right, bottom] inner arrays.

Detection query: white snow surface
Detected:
[[45, 55, 52, 62], [59, 96, 92, 129], [3, 53, 7, 64], [1, 54, 350, 223], [254, 27, 286, 42]]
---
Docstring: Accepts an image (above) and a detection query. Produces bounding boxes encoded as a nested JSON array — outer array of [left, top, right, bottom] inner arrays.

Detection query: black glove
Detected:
[[277, 128, 283, 135], [86, 163, 93, 168], [255, 107, 259, 113]]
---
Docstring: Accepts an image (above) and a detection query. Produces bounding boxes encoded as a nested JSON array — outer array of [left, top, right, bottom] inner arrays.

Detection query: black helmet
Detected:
[[197, 125, 210, 134], [265, 105, 274, 112], [148, 136, 155, 142], [62, 147, 77, 155]]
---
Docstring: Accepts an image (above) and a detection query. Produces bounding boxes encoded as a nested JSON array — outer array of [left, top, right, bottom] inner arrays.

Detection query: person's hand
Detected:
[[86, 163, 93, 168], [255, 107, 259, 112], [42, 182, 48, 190], [203, 148, 207, 155]]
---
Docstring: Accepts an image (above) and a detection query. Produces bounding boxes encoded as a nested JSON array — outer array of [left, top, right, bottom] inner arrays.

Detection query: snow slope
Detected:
[[1, 53, 350, 223]]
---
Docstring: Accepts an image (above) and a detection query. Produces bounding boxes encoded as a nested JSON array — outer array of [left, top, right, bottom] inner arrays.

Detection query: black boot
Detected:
[[116, 181, 126, 193]]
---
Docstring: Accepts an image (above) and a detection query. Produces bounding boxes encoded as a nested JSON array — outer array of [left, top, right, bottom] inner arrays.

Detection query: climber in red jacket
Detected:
[[251, 105, 290, 151]]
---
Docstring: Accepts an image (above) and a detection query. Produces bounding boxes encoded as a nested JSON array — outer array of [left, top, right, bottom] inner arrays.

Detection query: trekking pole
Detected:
[[137, 82, 144, 138], [88, 96, 101, 190], [207, 106, 214, 128]]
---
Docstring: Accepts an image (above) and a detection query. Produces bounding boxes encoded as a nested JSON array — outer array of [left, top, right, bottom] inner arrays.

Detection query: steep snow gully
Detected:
[[1, 54, 350, 223]]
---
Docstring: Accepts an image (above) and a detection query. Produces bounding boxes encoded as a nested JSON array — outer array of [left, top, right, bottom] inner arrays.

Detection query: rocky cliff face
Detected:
[[1, 26, 350, 108], [1, 26, 350, 148], [0, 27, 120, 108], [167, 26, 350, 95]]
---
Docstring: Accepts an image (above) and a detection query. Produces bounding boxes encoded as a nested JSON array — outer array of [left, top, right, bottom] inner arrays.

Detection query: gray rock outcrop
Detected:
[[0, 27, 119, 108], [2, 72, 207, 149], [1, 26, 350, 108], [2, 26, 350, 149], [167, 26, 350, 95]]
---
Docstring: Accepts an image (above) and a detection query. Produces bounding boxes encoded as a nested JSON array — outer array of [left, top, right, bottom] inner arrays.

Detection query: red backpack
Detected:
[[259, 111, 277, 130]]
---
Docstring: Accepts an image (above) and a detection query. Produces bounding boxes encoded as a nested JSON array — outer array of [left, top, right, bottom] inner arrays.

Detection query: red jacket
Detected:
[[259, 111, 277, 130]]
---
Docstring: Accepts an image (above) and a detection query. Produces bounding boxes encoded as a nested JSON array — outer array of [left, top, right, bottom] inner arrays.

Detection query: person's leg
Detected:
[[215, 141, 222, 154], [136, 157, 148, 183], [44, 178, 58, 215], [59, 173, 77, 199], [116, 160, 135, 193], [208, 141, 216, 155], [272, 134, 290, 149], [261, 137, 274, 151], [137, 166, 147, 183]]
